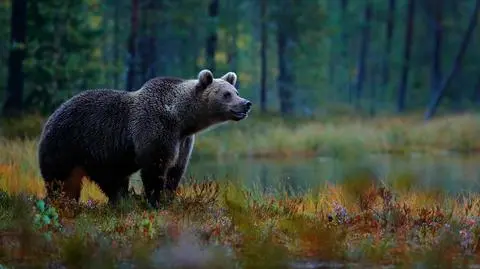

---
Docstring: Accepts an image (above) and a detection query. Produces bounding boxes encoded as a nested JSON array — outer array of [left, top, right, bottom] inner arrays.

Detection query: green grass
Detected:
[[1, 112, 480, 267], [3, 112, 479, 160], [1, 173, 480, 268]]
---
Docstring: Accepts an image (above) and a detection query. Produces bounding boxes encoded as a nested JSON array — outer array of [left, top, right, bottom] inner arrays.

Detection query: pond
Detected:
[[129, 153, 480, 195]]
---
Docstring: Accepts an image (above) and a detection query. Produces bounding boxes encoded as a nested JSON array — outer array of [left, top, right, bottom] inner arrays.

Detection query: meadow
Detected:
[[1, 112, 480, 268]]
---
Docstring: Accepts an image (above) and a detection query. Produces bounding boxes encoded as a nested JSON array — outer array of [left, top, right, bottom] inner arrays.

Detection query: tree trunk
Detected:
[[382, 0, 395, 87], [3, 0, 28, 117], [147, 0, 159, 79], [125, 0, 139, 91], [260, 0, 268, 112], [424, 0, 479, 120], [192, 30, 199, 74], [139, 2, 149, 83], [369, 57, 379, 116], [327, 0, 336, 87], [396, 0, 415, 112], [113, 0, 120, 89], [227, 0, 238, 75], [277, 26, 294, 115], [340, 0, 351, 103], [206, 0, 219, 73], [354, 0, 372, 107], [429, 0, 443, 96], [474, 77, 480, 104], [102, 6, 109, 83]]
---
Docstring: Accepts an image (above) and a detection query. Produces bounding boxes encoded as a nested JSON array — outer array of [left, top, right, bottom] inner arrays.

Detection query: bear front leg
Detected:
[[132, 119, 180, 208], [165, 135, 195, 193], [140, 164, 169, 208], [136, 141, 179, 208], [103, 177, 130, 205], [88, 171, 130, 206]]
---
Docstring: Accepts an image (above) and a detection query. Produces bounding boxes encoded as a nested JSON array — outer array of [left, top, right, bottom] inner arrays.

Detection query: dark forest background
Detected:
[[1, 0, 479, 121]]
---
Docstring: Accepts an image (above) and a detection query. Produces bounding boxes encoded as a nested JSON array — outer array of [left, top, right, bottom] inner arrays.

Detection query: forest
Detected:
[[1, 0, 480, 268], [1, 0, 479, 119]]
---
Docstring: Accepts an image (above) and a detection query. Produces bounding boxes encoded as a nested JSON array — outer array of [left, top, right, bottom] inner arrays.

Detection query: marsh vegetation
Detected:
[[1, 114, 480, 268], [2, 0, 480, 267]]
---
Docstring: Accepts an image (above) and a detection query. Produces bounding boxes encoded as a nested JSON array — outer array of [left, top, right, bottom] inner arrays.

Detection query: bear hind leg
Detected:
[[45, 180, 63, 202], [64, 166, 86, 202], [43, 166, 85, 203]]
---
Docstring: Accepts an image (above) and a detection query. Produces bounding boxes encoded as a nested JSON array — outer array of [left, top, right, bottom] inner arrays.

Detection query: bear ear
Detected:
[[221, 72, 237, 86], [197, 69, 214, 91]]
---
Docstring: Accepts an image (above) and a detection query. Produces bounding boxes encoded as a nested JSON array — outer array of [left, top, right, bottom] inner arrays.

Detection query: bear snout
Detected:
[[228, 98, 252, 121], [237, 98, 252, 113], [244, 100, 252, 111]]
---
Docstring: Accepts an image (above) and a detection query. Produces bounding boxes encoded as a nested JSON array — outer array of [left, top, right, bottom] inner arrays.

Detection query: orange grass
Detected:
[[1, 163, 480, 267], [1, 114, 480, 267], [0, 163, 108, 203]]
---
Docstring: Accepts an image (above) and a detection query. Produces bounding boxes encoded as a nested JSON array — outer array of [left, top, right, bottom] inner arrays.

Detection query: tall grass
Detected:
[[1, 113, 480, 267], [1, 171, 480, 267], [2, 113, 480, 160]]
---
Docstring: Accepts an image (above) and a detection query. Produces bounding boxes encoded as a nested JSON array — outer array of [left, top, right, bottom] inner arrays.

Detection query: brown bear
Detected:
[[37, 69, 252, 207]]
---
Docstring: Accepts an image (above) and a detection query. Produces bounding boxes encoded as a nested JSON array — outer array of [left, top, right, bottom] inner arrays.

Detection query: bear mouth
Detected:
[[230, 110, 248, 121]]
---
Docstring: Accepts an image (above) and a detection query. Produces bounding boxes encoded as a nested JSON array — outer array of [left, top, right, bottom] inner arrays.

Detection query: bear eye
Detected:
[[223, 92, 232, 100]]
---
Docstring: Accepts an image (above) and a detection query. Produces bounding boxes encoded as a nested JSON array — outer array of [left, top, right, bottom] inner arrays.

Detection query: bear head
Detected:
[[194, 69, 252, 122]]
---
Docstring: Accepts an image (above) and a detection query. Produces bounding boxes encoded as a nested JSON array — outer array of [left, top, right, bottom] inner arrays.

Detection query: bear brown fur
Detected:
[[37, 69, 252, 207]]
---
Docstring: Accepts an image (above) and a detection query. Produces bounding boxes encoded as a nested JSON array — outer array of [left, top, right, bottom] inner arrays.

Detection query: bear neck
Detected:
[[175, 97, 220, 137], [133, 77, 222, 138]]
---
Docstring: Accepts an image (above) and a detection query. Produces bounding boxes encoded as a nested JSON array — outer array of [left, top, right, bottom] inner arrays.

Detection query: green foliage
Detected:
[[192, 113, 480, 159], [33, 199, 62, 241], [0, 0, 480, 117], [59, 231, 117, 269], [0, 175, 480, 267], [0, 113, 45, 138], [20, 0, 104, 114], [0, 0, 10, 103]]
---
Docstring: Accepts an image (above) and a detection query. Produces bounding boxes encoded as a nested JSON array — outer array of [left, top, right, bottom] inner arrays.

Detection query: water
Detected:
[[130, 154, 480, 195]]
